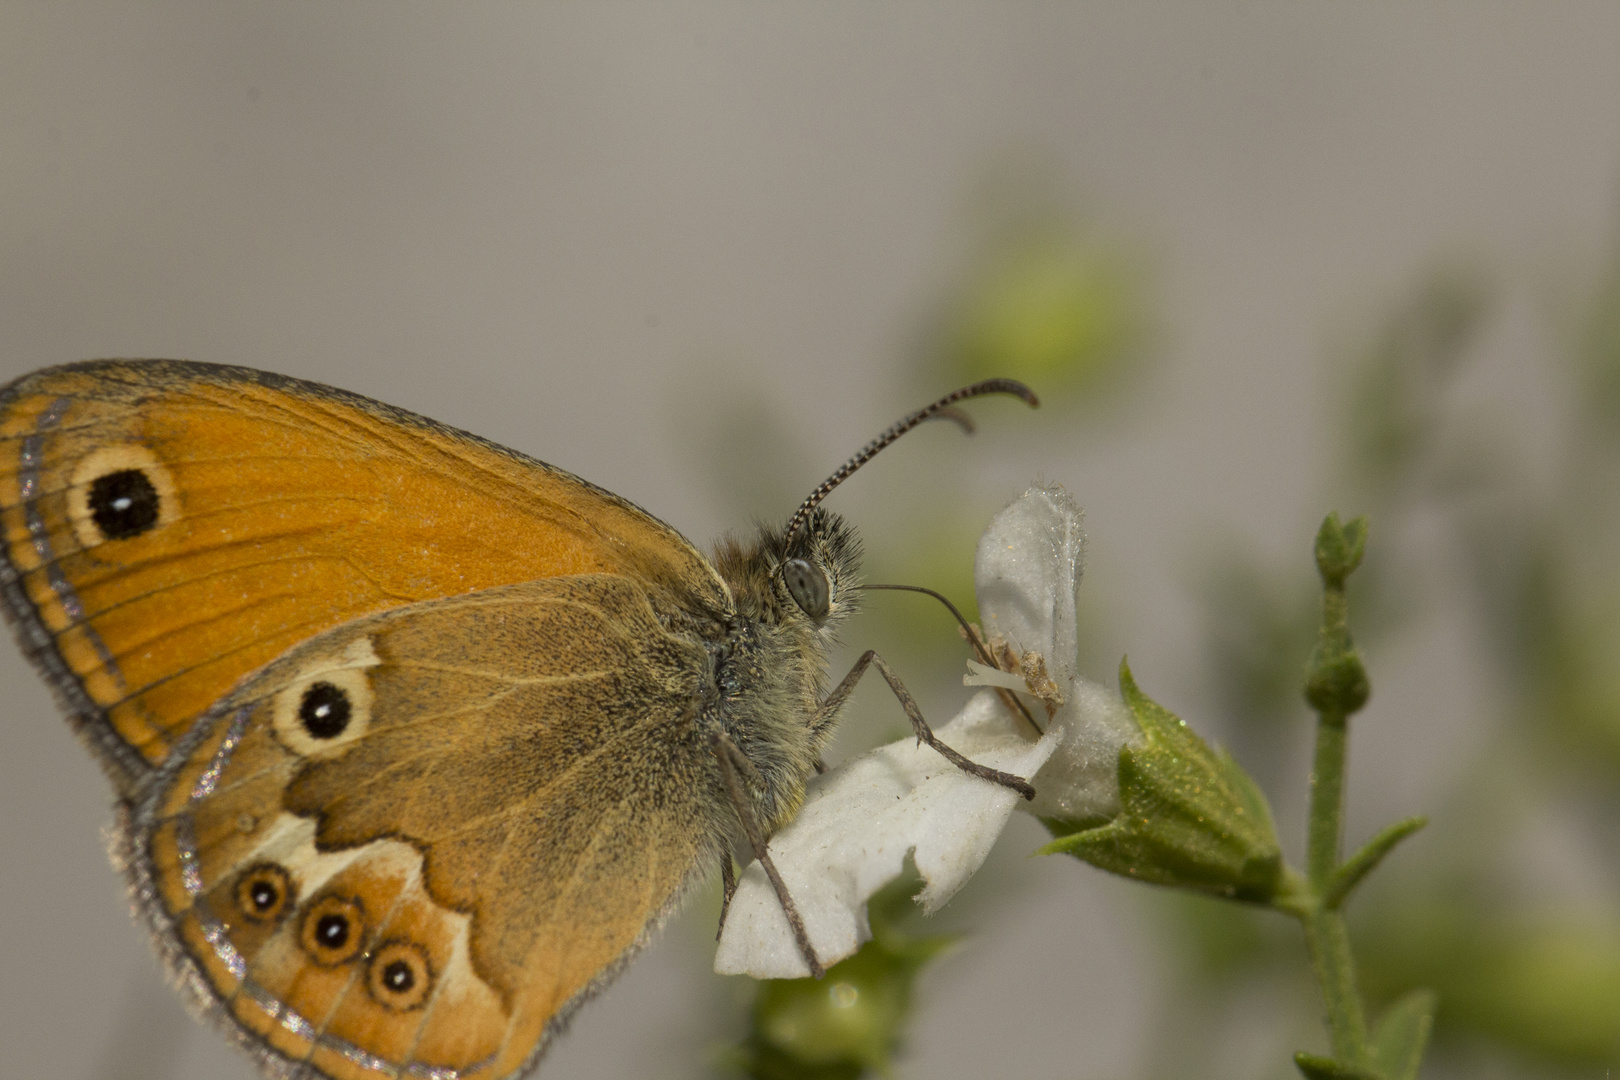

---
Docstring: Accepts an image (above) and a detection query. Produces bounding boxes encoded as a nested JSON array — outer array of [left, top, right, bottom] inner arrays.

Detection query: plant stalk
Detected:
[[1301, 708, 1370, 1064], [1294, 513, 1376, 1071]]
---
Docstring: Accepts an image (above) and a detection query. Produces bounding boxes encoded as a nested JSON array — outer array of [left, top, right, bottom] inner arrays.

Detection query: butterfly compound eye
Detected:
[[782, 558, 830, 619]]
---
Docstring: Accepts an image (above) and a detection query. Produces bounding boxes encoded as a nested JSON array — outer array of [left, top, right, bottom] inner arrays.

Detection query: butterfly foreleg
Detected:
[[717, 854, 738, 939], [820, 650, 1036, 800], [710, 729, 827, 979]]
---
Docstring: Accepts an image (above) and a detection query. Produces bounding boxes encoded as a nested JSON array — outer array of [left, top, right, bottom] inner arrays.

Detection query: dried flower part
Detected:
[[1020, 649, 1065, 716]]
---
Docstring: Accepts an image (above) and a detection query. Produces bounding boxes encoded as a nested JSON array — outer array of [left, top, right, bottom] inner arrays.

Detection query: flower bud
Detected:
[[1314, 512, 1367, 588], [1039, 660, 1283, 902]]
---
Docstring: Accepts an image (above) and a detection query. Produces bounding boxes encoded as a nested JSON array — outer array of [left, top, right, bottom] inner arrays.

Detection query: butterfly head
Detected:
[[712, 506, 863, 637]]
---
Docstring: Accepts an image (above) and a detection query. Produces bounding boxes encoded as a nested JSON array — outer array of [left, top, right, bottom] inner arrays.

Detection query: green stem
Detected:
[[1290, 709, 1375, 1070], [1292, 513, 1377, 1072], [1307, 713, 1347, 889], [1300, 909, 1369, 1064], [1301, 708, 1370, 1063]]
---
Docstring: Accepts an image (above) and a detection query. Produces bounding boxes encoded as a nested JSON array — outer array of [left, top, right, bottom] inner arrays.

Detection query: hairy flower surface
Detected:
[[716, 483, 1136, 978]]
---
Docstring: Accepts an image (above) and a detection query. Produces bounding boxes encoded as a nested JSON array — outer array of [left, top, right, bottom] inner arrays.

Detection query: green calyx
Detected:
[[1038, 659, 1283, 902]]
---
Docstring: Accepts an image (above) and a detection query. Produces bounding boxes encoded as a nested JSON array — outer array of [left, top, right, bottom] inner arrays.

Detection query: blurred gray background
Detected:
[[4, 6, 1619, 1079]]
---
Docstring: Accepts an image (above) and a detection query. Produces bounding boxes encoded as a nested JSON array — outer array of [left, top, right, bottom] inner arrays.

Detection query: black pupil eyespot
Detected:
[[299, 682, 351, 739], [250, 880, 278, 911], [88, 469, 160, 540], [383, 959, 414, 992], [316, 913, 349, 948]]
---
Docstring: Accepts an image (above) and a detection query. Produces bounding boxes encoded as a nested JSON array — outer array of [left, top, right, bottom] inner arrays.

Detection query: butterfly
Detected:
[[0, 360, 1036, 1080]]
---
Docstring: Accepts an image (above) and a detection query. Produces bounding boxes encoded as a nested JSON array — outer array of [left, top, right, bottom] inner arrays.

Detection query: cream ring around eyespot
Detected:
[[66, 444, 179, 550], [270, 638, 380, 758]]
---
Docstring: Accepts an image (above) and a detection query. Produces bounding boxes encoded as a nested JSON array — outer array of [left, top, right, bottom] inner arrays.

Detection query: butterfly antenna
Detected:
[[782, 378, 1039, 543]]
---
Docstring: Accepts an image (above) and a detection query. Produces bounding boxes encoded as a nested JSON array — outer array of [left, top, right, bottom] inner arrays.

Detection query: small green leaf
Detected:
[[1039, 659, 1283, 902], [1294, 1051, 1384, 1080], [1369, 988, 1437, 1080], [1322, 817, 1427, 910]]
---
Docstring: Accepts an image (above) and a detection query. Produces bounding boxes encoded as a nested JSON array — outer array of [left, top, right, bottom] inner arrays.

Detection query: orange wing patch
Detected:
[[0, 360, 727, 789]]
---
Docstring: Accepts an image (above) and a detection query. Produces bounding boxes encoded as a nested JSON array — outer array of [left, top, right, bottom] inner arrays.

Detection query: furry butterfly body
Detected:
[[1, 360, 867, 1079]]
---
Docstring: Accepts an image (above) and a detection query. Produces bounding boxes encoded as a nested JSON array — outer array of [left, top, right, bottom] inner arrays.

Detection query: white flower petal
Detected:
[[974, 482, 1084, 689], [713, 691, 1057, 979], [975, 483, 1140, 822]]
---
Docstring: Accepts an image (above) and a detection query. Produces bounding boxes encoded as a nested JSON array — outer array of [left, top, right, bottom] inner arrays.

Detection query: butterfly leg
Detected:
[[717, 855, 738, 939], [819, 650, 1036, 800], [710, 729, 826, 979]]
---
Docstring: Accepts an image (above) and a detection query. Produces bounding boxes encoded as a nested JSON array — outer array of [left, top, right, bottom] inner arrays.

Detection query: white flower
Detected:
[[970, 483, 1140, 824], [714, 483, 1139, 979]]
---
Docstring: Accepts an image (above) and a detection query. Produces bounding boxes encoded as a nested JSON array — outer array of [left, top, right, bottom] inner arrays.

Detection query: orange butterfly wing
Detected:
[[0, 360, 728, 792]]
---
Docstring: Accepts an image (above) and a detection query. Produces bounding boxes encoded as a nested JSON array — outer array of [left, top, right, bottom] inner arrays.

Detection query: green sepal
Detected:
[[1369, 988, 1437, 1080], [1038, 659, 1283, 902], [1294, 1052, 1383, 1080]]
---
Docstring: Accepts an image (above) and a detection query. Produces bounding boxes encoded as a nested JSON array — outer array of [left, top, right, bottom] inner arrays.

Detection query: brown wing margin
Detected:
[[0, 360, 732, 793]]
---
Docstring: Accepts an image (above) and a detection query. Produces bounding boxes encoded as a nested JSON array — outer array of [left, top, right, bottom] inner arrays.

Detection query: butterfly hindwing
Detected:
[[0, 360, 728, 793], [132, 574, 722, 1080]]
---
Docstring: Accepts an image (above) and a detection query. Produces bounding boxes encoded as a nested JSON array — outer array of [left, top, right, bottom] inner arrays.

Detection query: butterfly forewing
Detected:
[[134, 576, 721, 1080], [0, 360, 728, 792]]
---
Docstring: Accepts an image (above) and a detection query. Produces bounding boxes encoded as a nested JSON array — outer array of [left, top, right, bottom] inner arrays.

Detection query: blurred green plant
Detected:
[[939, 228, 1148, 400], [925, 155, 1154, 407], [1181, 250, 1620, 1074], [724, 872, 957, 1080]]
